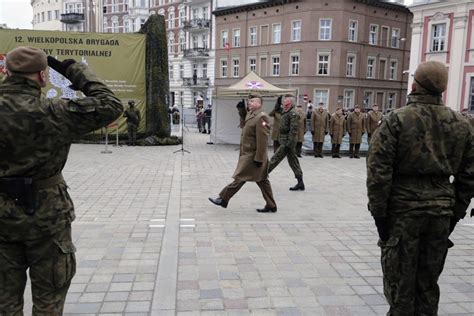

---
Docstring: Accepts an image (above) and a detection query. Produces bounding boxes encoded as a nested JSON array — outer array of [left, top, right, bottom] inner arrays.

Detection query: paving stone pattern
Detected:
[[21, 130, 473, 315]]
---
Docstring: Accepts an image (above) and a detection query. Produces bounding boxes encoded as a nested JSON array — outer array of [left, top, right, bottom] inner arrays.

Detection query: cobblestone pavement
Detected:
[[22, 130, 473, 316]]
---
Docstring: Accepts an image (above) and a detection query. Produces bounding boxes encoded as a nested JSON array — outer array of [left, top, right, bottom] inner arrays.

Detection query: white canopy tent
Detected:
[[211, 72, 297, 144]]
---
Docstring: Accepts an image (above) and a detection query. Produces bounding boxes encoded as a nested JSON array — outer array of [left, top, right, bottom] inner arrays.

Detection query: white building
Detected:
[[408, 0, 474, 112], [32, 0, 63, 30]]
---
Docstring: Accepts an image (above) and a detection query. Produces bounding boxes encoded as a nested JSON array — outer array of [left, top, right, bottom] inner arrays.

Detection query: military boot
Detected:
[[335, 144, 342, 158], [318, 142, 324, 158], [349, 143, 354, 158], [314, 142, 318, 157], [289, 175, 305, 191], [354, 144, 361, 159], [331, 144, 336, 158]]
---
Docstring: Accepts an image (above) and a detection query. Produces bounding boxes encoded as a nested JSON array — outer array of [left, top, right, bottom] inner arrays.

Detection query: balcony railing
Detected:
[[183, 18, 210, 30], [183, 77, 210, 87], [183, 48, 210, 59], [60, 12, 85, 24]]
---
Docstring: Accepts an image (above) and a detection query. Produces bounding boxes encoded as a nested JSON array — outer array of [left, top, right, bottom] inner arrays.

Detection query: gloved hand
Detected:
[[253, 161, 262, 168], [349, 133, 352, 137], [374, 217, 390, 242], [311, 131, 314, 135], [325, 132, 328, 135], [47, 56, 76, 77], [368, 133, 372, 138], [330, 134, 333, 138]]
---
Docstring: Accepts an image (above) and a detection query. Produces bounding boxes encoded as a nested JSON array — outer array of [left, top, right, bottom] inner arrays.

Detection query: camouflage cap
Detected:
[[414, 61, 448, 94], [6, 46, 48, 73]]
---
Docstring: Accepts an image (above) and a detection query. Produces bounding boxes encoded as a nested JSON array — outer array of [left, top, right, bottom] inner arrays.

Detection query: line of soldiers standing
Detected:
[[271, 100, 384, 158]]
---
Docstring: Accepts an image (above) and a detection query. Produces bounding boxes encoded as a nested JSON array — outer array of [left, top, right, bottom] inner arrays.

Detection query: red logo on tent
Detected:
[[246, 81, 263, 89]]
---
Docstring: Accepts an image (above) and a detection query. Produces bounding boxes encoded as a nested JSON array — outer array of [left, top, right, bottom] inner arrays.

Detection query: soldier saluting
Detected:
[[0, 47, 122, 314], [268, 93, 305, 191]]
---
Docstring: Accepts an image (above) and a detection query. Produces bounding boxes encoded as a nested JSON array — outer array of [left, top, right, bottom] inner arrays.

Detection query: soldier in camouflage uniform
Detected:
[[0, 47, 122, 315], [268, 93, 305, 191], [123, 100, 141, 146], [367, 61, 474, 316]]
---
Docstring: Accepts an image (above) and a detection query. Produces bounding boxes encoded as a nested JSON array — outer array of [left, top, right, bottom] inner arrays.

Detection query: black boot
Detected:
[[331, 144, 336, 158], [335, 144, 342, 158], [313, 142, 318, 157], [349, 143, 354, 158], [318, 142, 324, 158], [289, 176, 305, 191], [208, 197, 228, 208], [354, 144, 361, 158]]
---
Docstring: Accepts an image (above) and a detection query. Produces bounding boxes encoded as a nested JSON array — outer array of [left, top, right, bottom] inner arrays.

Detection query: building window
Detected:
[[343, 90, 354, 108], [168, 12, 174, 29], [290, 54, 300, 76], [179, 91, 184, 106], [233, 58, 240, 77], [314, 90, 329, 106], [291, 20, 301, 41], [387, 93, 396, 109], [369, 24, 379, 45], [319, 19, 332, 40], [202, 7, 208, 20], [431, 23, 446, 52], [272, 23, 281, 44], [202, 34, 208, 49], [202, 63, 207, 78], [346, 54, 356, 77], [221, 30, 228, 48], [389, 60, 397, 80], [47, 11, 52, 21], [192, 35, 198, 48], [391, 28, 400, 48], [221, 59, 228, 77], [41, 12, 45, 22], [179, 64, 184, 78], [233, 29, 240, 47], [364, 91, 373, 107], [179, 9, 186, 26], [317, 53, 330, 76], [272, 56, 280, 76], [192, 8, 199, 19], [367, 57, 376, 78], [124, 20, 130, 33], [168, 36, 174, 53], [348, 20, 358, 42], [249, 57, 257, 72], [249, 26, 257, 46], [179, 33, 185, 51], [169, 65, 174, 79], [469, 77, 474, 112]]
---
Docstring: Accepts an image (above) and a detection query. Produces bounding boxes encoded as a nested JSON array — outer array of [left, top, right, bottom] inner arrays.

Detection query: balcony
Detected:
[[183, 18, 210, 31], [182, 77, 210, 88], [183, 48, 210, 60], [60, 12, 85, 24]]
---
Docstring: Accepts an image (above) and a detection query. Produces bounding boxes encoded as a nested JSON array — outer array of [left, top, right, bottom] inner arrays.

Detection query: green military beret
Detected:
[[414, 61, 448, 94], [6, 46, 48, 73]]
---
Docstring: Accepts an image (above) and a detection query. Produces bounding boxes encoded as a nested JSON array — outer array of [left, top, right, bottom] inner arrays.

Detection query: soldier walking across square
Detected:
[[268, 93, 305, 191], [209, 93, 277, 213], [367, 61, 474, 316], [0, 46, 122, 315]]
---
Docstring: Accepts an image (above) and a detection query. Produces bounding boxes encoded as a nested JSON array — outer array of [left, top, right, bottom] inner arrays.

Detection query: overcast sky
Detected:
[[1, 0, 415, 30]]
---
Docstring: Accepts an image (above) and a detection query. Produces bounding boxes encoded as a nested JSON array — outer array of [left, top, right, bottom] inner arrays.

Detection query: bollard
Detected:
[[101, 127, 112, 154]]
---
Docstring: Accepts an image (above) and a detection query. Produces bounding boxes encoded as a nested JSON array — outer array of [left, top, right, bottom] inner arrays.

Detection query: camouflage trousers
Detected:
[[379, 215, 450, 316], [0, 225, 76, 316], [268, 144, 303, 178], [127, 123, 138, 145]]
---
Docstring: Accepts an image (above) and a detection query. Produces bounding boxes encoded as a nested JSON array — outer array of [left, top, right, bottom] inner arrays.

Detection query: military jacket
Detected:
[[330, 113, 346, 144], [279, 106, 299, 146], [0, 63, 123, 241], [347, 112, 366, 143], [367, 93, 474, 219], [124, 108, 141, 126], [366, 110, 383, 134], [232, 108, 271, 182], [269, 108, 282, 141], [295, 107, 307, 142], [312, 110, 330, 143]]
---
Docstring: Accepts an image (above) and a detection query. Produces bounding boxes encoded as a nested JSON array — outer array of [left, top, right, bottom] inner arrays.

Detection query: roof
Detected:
[[216, 71, 297, 97], [355, 0, 410, 13], [213, 0, 298, 16]]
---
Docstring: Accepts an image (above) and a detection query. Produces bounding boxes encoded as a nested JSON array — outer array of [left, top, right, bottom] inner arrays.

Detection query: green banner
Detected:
[[0, 29, 146, 134]]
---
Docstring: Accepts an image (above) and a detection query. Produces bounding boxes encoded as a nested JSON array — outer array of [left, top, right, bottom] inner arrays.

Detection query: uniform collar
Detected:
[[407, 93, 444, 106], [0, 75, 42, 98]]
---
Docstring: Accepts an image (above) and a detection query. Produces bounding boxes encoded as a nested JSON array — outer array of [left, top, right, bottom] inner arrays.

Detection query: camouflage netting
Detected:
[[139, 14, 171, 138]]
